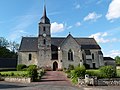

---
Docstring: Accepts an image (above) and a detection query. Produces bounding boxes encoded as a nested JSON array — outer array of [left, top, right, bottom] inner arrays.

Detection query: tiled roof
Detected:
[[19, 37, 101, 52]]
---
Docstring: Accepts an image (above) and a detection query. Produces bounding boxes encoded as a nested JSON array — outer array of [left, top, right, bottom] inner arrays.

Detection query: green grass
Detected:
[[0, 71, 29, 77], [117, 69, 120, 77], [86, 69, 100, 77]]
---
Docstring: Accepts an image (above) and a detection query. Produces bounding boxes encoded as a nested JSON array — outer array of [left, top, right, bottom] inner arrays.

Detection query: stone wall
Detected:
[[18, 52, 38, 66], [61, 35, 82, 69], [78, 78, 120, 86], [97, 78, 120, 86], [4, 77, 31, 83]]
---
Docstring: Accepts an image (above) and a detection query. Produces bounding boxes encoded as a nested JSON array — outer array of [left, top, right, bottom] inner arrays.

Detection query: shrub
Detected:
[[68, 64, 74, 71], [28, 65, 37, 69], [17, 64, 27, 71], [99, 65, 116, 78], [86, 70, 100, 78], [27, 65, 38, 81], [74, 65, 86, 78], [84, 64, 90, 69]]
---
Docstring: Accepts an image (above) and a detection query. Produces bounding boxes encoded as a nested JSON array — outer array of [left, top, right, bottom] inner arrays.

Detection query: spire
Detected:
[[40, 0, 50, 24], [43, 0, 47, 17]]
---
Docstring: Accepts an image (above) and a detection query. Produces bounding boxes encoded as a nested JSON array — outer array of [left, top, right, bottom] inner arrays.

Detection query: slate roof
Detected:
[[104, 57, 115, 61], [19, 37, 38, 52], [19, 37, 101, 52]]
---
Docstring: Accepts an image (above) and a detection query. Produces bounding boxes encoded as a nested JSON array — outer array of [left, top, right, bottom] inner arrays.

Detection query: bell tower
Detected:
[[38, 2, 51, 67]]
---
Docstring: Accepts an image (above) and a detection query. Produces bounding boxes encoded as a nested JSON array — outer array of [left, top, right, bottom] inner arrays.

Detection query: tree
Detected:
[[0, 46, 17, 58], [0, 37, 9, 47], [9, 41, 19, 52], [0, 37, 18, 58], [115, 56, 120, 66]]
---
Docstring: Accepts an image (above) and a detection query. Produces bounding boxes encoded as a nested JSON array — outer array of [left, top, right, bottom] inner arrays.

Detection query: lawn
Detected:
[[0, 71, 29, 77], [117, 69, 120, 77]]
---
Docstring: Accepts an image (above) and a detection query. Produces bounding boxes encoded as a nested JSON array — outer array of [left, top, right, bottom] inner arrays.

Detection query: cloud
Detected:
[[67, 26, 73, 30], [84, 12, 102, 21], [89, 32, 120, 43], [105, 50, 120, 58], [51, 22, 65, 34], [106, 0, 120, 20], [75, 22, 81, 27], [75, 4, 80, 9], [89, 32, 110, 43]]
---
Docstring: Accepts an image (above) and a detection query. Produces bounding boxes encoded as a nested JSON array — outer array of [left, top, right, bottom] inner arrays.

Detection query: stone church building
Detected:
[[18, 4, 107, 71]]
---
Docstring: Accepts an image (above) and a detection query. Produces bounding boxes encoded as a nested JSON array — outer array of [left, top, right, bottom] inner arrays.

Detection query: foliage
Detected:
[[99, 65, 116, 78], [86, 70, 101, 77], [117, 69, 120, 77], [0, 46, 17, 58], [0, 71, 29, 77], [27, 65, 38, 81], [0, 37, 9, 47], [68, 64, 74, 71], [115, 56, 120, 66], [37, 69, 45, 80], [17, 64, 27, 71], [74, 65, 86, 78], [66, 65, 86, 84], [84, 64, 90, 69], [28, 65, 37, 69]]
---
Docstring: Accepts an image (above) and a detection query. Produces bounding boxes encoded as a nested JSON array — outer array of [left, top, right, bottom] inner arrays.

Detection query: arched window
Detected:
[[43, 27, 46, 32], [68, 49, 73, 61], [43, 39, 46, 45], [92, 53, 94, 60], [29, 54, 32, 61]]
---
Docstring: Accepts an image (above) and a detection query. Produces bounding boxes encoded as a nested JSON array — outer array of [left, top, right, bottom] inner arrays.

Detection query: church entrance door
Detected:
[[53, 61, 58, 71]]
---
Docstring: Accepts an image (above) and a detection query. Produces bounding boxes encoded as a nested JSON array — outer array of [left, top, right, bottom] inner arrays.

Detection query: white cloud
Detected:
[[67, 26, 73, 30], [106, 0, 120, 20], [75, 4, 80, 9], [51, 22, 65, 34], [89, 32, 110, 43], [105, 50, 120, 58], [89, 32, 120, 43], [84, 12, 102, 21], [75, 22, 81, 27]]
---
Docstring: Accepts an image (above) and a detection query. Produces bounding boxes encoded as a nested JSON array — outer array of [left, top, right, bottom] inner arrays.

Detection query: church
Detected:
[[18, 4, 115, 71]]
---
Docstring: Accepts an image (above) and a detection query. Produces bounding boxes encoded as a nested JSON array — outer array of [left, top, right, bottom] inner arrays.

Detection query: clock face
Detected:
[[43, 33, 46, 37]]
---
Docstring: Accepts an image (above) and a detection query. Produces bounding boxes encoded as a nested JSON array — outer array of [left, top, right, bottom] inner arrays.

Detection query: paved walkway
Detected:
[[37, 71, 72, 86]]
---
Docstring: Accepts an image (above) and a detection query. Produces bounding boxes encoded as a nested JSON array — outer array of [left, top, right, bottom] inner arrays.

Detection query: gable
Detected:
[[60, 34, 80, 49]]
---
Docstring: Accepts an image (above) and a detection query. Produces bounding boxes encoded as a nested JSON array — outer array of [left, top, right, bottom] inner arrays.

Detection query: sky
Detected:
[[0, 0, 120, 58]]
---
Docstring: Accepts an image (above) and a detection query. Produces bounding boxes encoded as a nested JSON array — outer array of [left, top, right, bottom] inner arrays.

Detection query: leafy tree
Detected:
[[115, 56, 120, 66], [9, 41, 19, 52], [0, 46, 17, 58], [0, 37, 9, 47]]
